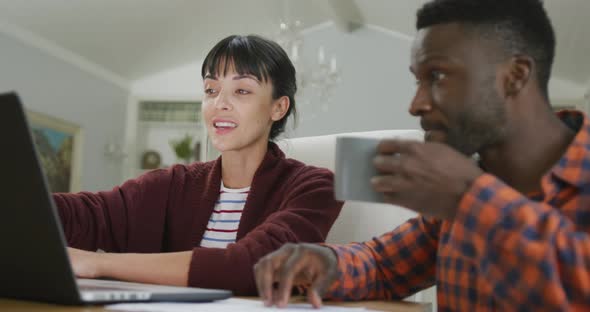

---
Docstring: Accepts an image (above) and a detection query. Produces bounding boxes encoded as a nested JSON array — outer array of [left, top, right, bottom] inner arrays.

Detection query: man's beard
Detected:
[[445, 79, 508, 156]]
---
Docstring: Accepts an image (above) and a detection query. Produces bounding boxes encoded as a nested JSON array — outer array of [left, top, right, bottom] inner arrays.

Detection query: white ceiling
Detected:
[[0, 0, 588, 87]]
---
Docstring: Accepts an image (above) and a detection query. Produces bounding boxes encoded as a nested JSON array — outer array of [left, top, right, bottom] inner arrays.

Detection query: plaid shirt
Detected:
[[325, 111, 590, 311]]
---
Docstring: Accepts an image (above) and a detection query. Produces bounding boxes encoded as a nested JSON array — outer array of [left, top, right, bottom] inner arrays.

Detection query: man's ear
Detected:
[[271, 96, 290, 121], [504, 55, 533, 97]]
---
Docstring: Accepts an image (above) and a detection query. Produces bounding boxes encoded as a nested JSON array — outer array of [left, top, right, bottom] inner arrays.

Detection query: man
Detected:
[[254, 0, 590, 310]]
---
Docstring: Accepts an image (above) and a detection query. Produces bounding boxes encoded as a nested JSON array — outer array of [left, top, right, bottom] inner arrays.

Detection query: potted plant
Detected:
[[169, 134, 194, 164]]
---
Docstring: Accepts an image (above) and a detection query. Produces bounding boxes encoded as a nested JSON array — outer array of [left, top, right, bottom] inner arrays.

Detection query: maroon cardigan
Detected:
[[53, 142, 342, 295]]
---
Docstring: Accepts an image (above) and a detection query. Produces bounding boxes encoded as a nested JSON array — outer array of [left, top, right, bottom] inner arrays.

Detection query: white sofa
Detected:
[[277, 129, 436, 306], [278, 129, 423, 244]]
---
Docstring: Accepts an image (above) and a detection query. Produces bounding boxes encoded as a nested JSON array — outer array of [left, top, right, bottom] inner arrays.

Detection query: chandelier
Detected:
[[275, 20, 341, 120]]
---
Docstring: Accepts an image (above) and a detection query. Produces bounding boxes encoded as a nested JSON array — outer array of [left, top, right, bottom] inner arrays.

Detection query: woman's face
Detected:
[[202, 67, 288, 153]]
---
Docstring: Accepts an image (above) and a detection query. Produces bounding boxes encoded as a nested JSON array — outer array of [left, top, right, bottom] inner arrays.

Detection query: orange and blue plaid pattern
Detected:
[[325, 111, 590, 311]]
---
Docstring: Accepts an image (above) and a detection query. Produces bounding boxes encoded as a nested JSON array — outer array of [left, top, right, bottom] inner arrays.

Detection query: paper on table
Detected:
[[106, 298, 371, 312]]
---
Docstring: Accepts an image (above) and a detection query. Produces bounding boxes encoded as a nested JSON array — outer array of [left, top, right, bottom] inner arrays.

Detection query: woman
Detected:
[[55, 35, 342, 295]]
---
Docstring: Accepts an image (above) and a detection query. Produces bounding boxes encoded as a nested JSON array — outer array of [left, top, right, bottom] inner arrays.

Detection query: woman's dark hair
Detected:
[[201, 35, 297, 140]]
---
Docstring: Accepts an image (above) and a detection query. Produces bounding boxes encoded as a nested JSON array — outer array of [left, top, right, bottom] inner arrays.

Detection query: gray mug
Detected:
[[334, 136, 384, 203]]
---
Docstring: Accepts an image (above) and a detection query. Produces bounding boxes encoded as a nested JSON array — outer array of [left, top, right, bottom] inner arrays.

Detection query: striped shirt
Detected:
[[199, 182, 250, 248], [325, 111, 590, 311]]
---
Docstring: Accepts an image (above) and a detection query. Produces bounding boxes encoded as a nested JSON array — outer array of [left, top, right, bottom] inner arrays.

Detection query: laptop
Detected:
[[0, 92, 232, 304]]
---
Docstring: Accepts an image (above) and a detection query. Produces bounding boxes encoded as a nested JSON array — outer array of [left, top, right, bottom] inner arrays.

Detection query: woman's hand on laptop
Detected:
[[67, 247, 104, 278], [66, 248, 192, 285]]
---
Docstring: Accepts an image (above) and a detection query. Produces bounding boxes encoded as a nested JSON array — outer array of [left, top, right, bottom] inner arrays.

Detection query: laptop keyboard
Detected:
[[77, 280, 153, 302]]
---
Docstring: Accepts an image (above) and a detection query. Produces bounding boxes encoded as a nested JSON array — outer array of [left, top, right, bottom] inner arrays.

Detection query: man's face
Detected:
[[409, 23, 508, 156]]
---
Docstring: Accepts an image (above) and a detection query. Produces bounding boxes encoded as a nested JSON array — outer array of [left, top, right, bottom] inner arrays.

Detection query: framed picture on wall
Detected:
[[26, 111, 83, 193]]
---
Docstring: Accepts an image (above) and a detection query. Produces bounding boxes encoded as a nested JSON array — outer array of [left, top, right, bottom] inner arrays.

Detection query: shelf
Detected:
[[139, 101, 201, 123], [125, 99, 208, 181]]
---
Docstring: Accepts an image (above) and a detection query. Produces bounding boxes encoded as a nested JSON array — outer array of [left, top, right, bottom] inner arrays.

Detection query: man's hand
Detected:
[[371, 140, 484, 220], [254, 243, 338, 309], [67, 247, 105, 279]]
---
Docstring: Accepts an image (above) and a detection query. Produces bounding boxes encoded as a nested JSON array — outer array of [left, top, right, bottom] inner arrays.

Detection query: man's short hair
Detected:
[[416, 0, 555, 98]]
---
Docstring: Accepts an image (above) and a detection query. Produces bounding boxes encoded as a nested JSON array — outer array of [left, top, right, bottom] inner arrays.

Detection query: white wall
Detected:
[[549, 77, 586, 101], [548, 77, 589, 113], [132, 60, 204, 99], [285, 24, 420, 138], [0, 32, 129, 191]]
